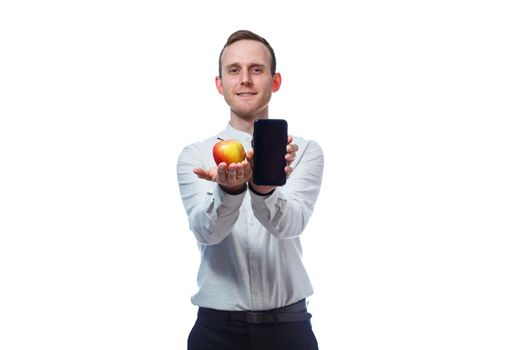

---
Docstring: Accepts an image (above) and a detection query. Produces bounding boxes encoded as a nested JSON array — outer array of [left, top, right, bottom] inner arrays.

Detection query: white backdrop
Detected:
[[1, 1, 524, 349]]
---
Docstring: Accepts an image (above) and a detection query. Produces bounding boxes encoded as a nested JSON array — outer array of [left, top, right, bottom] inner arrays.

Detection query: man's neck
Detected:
[[229, 113, 268, 135]]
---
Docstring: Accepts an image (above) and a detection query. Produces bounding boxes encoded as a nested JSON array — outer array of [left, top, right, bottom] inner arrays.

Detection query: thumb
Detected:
[[193, 168, 215, 181], [245, 149, 254, 167], [246, 148, 254, 161]]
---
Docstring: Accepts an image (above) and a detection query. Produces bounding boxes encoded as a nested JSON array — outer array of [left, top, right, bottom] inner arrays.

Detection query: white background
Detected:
[[1, 1, 524, 349]]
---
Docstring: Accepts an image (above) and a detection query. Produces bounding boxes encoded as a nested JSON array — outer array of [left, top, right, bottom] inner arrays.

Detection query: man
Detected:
[[177, 29, 323, 350]]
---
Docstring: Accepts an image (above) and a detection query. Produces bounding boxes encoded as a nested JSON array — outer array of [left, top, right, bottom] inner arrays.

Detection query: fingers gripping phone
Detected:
[[252, 119, 288, 186]]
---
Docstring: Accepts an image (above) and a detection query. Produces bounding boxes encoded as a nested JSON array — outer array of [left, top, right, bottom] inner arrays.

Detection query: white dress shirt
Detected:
[[177, 123, 324, 311]]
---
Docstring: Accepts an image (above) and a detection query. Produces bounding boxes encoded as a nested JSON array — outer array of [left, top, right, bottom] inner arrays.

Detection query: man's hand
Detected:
[[193, 160, 252, 195], [247, 135, 298, 195], [284, 135, 298, 174]]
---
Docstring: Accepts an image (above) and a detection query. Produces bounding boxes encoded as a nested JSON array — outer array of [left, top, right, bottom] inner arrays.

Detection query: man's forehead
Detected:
[[221, 39, 271, 66]]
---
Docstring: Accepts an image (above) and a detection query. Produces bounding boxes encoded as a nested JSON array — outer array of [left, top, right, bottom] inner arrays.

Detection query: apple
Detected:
[[213, 138, 246, 165]]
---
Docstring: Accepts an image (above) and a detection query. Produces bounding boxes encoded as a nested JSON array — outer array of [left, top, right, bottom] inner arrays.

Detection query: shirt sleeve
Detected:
[[250, 139, 324, 239], [177, 143, 246, 245]]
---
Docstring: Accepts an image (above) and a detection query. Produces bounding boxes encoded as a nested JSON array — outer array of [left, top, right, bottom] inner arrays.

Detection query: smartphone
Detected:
[[252, 119, 288, 186]]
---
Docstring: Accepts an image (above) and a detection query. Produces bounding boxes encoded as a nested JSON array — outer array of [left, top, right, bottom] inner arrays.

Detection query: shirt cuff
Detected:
[[248, 183, 275, 196], [212, 184, 246, 218]]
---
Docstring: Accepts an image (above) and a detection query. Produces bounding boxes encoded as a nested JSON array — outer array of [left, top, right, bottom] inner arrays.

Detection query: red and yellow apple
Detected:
[[213, 138, 246, 165]]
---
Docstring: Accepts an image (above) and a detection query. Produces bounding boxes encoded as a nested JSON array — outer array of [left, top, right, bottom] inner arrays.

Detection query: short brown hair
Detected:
[[218, 30, 277, 78]]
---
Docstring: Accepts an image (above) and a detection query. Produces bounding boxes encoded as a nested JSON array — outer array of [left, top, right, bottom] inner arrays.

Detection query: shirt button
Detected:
[[249, 220, 254, 226]]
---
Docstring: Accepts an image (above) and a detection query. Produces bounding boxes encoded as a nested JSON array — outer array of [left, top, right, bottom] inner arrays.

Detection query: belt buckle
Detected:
[[245, 312, 263, 324]]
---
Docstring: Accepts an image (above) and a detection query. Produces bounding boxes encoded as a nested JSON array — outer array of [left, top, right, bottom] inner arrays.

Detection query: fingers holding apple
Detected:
[[214, 160, 252, 194], [216, 160, 252, 185], [193, 138, 252, 194], [213, 138, 251, 186]]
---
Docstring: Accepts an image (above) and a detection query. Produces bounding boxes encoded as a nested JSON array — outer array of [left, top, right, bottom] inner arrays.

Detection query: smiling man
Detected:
[[216, 37, 281, 123], [177, 30, 324, 350]]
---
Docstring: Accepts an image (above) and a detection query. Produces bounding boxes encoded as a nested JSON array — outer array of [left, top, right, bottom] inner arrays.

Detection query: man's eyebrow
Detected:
[[224, 62, 267, 69]]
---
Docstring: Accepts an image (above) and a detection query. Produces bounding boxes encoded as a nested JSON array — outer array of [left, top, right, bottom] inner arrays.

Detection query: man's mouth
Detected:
[[236, 92, 257, 97]]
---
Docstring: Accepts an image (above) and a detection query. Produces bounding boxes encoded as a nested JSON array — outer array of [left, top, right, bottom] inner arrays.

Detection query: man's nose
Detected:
[[240, 70, 252, 85]]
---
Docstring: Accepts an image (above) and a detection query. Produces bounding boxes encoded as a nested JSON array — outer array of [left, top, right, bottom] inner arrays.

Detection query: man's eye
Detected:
[[251, 67, 263, 74], [229, 67, 239, 74]]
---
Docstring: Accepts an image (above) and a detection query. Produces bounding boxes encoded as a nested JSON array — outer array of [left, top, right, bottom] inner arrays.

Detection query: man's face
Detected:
[[216, 39, 281, 120]]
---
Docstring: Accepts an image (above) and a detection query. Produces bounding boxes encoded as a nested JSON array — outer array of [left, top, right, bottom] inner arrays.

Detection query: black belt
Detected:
[[198, 299, 312, 324]]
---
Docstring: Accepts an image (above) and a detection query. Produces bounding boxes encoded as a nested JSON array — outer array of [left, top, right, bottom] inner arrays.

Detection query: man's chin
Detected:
[[228, 101, 269, 119], [232, 108, 262, 120], [232, 112, 256, 120]]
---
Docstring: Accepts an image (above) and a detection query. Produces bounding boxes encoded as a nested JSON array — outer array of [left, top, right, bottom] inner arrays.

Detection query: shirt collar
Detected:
[[223, 122, 253, 144]]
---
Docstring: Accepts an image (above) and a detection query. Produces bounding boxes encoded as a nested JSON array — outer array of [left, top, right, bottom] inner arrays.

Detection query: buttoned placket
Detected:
[[236, 134, 262, 307]]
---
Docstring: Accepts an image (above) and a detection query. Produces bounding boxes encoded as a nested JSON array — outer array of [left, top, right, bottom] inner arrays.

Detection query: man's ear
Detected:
[[215, 76, 224, 94], [272, 72, 282, 92]]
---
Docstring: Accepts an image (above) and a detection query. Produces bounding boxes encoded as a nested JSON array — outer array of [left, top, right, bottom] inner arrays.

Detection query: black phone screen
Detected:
[[252, 119, 288, 186]]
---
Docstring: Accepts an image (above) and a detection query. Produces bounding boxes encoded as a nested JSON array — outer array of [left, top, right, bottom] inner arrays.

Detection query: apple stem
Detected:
[[217, 137, 224, 141]]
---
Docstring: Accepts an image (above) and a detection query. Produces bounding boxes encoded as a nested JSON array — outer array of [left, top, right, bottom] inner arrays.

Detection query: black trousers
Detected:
[[187, 301, 319, 350]]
